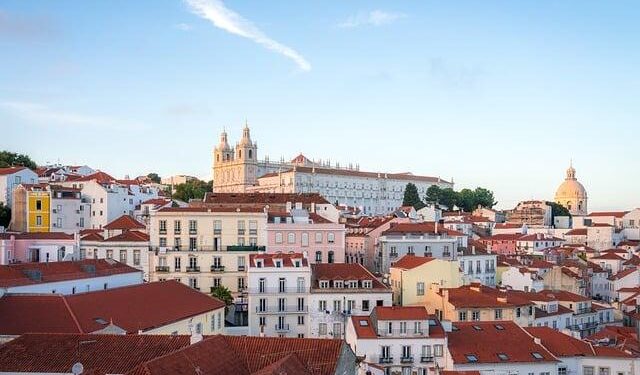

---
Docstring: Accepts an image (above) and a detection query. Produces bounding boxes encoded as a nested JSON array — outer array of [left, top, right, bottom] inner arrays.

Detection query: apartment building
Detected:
[[390, 255, 462, 306], [247, 253, 310, 338], [377, 222, 467, 274], [0, 232, 77, 264], [345, 306, 448, 375], [308, 263, 392, 339], [0, 166, 37, 208], [147, 206, 267, 325], [265, 208, 346, 264], [457, 246, 497, 286]]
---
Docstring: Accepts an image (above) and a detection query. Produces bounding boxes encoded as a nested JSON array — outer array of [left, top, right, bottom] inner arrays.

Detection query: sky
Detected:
[[1, 1, 639, 211]]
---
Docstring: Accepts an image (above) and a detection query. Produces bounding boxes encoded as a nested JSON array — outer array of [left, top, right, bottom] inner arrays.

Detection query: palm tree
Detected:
[[210, 285, 233, 310]]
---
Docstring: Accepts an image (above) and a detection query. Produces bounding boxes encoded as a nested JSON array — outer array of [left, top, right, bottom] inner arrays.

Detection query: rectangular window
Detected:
[[327, 233, 335, 243], [287, 232, 296, 244], [133, 250, 141, 266], [106, 250, 113, 259], [319, 300, 327, 312], [237, 220, 245, 235], [318, 323, 327, 335], [362, 300, 370, 312], [189, 237, 197, 251], [459, 311, 467, 321], [434, 344, 443, 357], [472, 310, 480, 321], [159, 237, 167, 247], [583, 367, 594, 375], [249, 220, 257, 235], [174, 220, 181, 234], [36, 215, 42, 226], [159, 220, 167, 234], [417, 282, 425, 296], [213, 220, 222, 234], [315, 232, 323, 243], [119, 250, 127, 263], [495, 309, 503, 320], [279, 278, 286, 293], [301, 232, 309, 247], [189, 220, 197, 234], [275, 232, 283, 244], [36, 200, 42, 210]]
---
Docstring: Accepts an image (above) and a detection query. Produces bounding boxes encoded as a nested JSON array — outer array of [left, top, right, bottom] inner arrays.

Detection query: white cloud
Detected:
[[0, 101, 144, 130], [184, 0, 311, 72], [174, 23, 193, 31], [338, 10, 406, 29]]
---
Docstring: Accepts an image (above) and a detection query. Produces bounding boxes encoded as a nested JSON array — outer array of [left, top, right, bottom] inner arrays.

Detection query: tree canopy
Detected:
[[210, 285, 233, 307], [549, 201, 571, 218], [421, 185, 497, 212], [172, 179, 212, 202], [402, 183, 425, 210], [146, 173, 161, 184], [0, 203, 10, 228], [0, 151, 37, 170]]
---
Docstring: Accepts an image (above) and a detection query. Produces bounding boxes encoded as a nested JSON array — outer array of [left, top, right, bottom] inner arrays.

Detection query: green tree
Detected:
[[146, 173, 161, 184], [0, 151, 37, 169], [210, 285, 233, 311], [172, 179, 211, 202], [0, 203, 10, 228], [457, 188, 476, 212], [402, 183, 425, 209], [439, 188, 459, 211], [549, 202, 571, 218], [472, 187, 497, 209], [425, 185, 442, 204]]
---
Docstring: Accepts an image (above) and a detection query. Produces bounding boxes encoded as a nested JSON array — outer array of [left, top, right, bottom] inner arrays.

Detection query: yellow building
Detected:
[[423, 283, 535, 327], [11, 184, 50, 232], [389, 255, 462, 306]]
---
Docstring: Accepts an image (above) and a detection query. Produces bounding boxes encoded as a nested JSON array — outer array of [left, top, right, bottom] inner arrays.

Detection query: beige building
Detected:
[[390, 255, 462, 306], [555, 161, 588, 216], [147, 206, 268, 326], [423, 283, 536, 327]]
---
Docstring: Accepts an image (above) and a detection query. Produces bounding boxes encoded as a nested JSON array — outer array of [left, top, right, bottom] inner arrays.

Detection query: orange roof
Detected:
[[391, 255, 434, 270], [448, 321, 556, 364], [250, 253, 308, 268], [609, 267, 638, 281], [103, 215, 145, 230], [588, 211, 628, 218], [66, 171, 115, 184], [0, 166, 27, 175], [373, 306, 429, 320], [525, 327, 594, 357], [444, 285, 533, 308], [591, 253, 625, 261], [103, 230, 149, 242], [311, 263, 387, 290], [565, 228, 587, 236]]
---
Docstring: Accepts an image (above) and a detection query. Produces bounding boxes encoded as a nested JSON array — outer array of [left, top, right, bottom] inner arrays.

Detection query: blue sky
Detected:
[[1, 1, 639, 211]]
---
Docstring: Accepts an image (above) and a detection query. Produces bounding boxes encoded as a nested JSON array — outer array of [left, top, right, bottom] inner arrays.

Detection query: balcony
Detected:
[[189, 229, 197, 235], [227, 245, 265, 252], [567, 321, 598, 331], [237, 229, 246, 235], [210, 265, 225, 273], [378, 329, 426, 337], [174, 267, 181, 272], [237, 265, 246, 271], [443, 252, 451, 257], [159, 229, 167, 235], [274, 324, 290, 333], [186, 266, 201, 273], [249, 229, 257, 235], [256, 306, 308, 314], [400, 356, 414, 364], [577, 308, 591, 315], [214, 229, 222, 235], [378, 357, 393, 364], [174, 230, 181, 235], [424, 252, 432, 257], [155, 266, 170, 272], [390, 252, 398, 258], [420, 356, 434, 363]]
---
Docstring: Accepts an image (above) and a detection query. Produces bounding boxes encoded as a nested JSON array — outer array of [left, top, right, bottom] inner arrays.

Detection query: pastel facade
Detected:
[[390, 255, 463, 306], [0, 232, 77, 264], [0, 167, 37, 208]]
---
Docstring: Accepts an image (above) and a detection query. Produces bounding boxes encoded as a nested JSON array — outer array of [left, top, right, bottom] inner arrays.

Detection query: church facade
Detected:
[[212, 126, 453, 214]]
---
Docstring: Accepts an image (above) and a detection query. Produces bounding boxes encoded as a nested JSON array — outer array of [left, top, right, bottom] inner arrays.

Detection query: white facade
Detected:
[[247, 254, 311, 338], [501, 266, 544, 292], [0, 167, 37, 207], [377, 233, 462, 274], [0, 271, 142, 297], [80, 239, 150, 279], [50, 188, 91, 232], [457, 250, 497, 286]]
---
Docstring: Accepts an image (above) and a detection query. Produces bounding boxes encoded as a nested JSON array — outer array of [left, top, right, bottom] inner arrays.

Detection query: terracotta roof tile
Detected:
[[103, 230, 149, 242], [391, 255, 435, 270], [311, 263, 387, 290], [0, 166, 27, 175], [373, 306, 429, 320], [588, 211, 628, 218], [103, 215, 145, 230], [525, 326, 594, 357], [249, 253, 308, 268]]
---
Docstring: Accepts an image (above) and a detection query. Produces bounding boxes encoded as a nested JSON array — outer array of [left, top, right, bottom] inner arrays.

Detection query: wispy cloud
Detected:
[[174, 23, 193, 31], [338, 10, 406, 29], [0, 101, 144, 130], [184, 0, 311, 71]]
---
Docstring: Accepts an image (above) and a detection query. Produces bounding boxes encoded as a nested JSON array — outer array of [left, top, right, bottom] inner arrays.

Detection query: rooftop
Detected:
[[311, 263, 387, 290], [391, 255, 435, 270], [249, 253, 308, 268], [103, 215, 145, 230]]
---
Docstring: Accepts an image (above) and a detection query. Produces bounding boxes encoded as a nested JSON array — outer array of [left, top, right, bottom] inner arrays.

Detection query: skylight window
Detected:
[[359, 320, 369, 327], [94, 318, 108, 325], [532, 352, 544, 360], [497, 353, 509, 361], [494, 324, 505, 330], [472, 325, 483, 331], [465, 354, 478, 363]]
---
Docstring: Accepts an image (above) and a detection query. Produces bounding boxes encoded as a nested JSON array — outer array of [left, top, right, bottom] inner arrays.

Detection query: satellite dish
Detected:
[[71, 362, 84, 375]]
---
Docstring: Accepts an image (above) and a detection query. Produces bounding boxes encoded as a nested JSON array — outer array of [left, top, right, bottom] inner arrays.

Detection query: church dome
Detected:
[[554, 162, 587, 215]]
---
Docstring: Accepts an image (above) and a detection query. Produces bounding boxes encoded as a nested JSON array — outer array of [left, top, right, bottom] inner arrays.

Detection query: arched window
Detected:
[[315, 251, 322, 263], [578, 201, 583, 210], [216, 154, 220, 162], [238, 150, 242, 159], [328, 251, 335, 264], [567, 201, 572, 210], [248, 149, 253, 159]]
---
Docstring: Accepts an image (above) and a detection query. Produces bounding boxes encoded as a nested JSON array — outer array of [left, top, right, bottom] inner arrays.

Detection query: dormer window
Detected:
[[363, 280, 372, 288], [319, 280, 329, 288], [256, 260, 263, 268], [294, 260, 300, 267], [275, 260, 282, 268], [348, 280, 358, 288], [334, 280, 344, 288]]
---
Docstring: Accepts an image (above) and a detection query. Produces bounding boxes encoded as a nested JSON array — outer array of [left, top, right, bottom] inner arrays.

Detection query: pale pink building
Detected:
[[479, 233, 523, 255], [0, 232, 78, 264], [265, 209, 345, 264]]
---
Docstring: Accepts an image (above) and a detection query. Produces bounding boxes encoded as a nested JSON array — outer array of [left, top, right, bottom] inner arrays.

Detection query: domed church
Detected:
[[554, 161, 588, 216]]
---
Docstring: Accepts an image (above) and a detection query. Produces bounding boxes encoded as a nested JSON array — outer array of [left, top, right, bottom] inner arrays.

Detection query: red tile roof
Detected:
[[0, 333, 191, 375], [444, 285, 534, 308], [588, 211, 628, 218], [391, 255, 435, 270], [609, 267, 638, 281], [0, 166, 27, 175], [264, 165, 448, 184], [250, 253, 308, 268], [448, 321, 557, 364], [157, 206, 265, 213], [80, 232, 104, 241], [517, 234, 564, 242], [373, 306, 429, 320], [565, 228, 587, 236], [0, 232, 74, 240], [536, 289, 590, 302], [103, 230, 149, 242], [350, 316, 377, 339], [525, 327, 594, 356], [0, 259, 140, 288], [591, 253, 625, 261], [0, 281, 225, 334], [103, 215, 145, 230], [311, 263, 387, 290], [494, 223, 524, 229], [481, 233, 523, 241], [65, 171, 115, 184]]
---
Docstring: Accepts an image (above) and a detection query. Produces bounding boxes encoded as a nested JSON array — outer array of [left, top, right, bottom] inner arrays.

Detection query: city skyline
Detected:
[[2, 0, 639, 211]]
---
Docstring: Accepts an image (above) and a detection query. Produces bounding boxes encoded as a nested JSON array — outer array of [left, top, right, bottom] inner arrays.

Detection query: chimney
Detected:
[[434, 221, 439, 234], [472, 246, 476, 255], [286, 201, 292, 212], [533, 337, 542, 345], [470, 282, 481, 292], [188, 323, 203, 345]]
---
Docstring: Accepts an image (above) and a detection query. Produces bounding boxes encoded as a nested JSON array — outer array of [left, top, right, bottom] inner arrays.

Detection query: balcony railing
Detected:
[[155, 266, 170, 272], [186, 266, 200, 273], [227, 245, 265, 252], [249, 287, 309, 294], [377, 329, 426, 337], [443, 252, 451, 257], [214, 229, 222, 235], [400, 356, 414, 364], [174, 229, 181, 235], [256, 306, 308, 314], [189, 229, 197, 235], [577, 308, 592, 315], [210, 265, 225, 273], [420, 356, 434, 363], [237, 229, 245, 235], [378, 357, 393, 364], [390, 252, 398, 258], [567, 321, 598, 331], [237, 265, 246, 271], [174, 267, 181, 272], [159, 229, 167, 235], [274, 324, 290, 332]]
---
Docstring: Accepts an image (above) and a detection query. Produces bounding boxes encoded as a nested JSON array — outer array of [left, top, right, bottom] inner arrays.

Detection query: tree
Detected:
[[210, 285, 233, 311], [549, 202, 571, 218], [457, 188, 476, 212], [146, 173, 161, 184], [402, 183, 425, 210], [439, 188, 459, 211], [425, 185, 442, 204], [0, 151, 37, 169], [472, 187, 497, 209], [0, 203, 10, 228], [172, 179, 211, 202]]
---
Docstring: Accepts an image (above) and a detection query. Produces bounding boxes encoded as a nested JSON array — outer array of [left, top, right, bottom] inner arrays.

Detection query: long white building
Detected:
[[211, 125, 453, 214]]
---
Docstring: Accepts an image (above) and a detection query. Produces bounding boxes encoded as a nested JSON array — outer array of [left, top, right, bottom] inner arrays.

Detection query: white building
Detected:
[[247, 253, 310, 338], [211, 126, 453, 215], [457, 247, 497, 286], [0, 258, 142, 297], [501, 266, 545, 292], [345, 306, 448, 375], [0, 167, 37, 207], [309, 263, 392, 339], [516, 233, 564, 255]]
